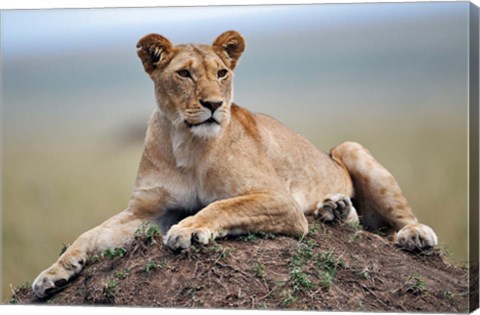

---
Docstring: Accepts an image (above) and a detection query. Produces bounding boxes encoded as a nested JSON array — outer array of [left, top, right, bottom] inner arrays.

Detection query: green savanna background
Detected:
[[1, 2, 470, 301]]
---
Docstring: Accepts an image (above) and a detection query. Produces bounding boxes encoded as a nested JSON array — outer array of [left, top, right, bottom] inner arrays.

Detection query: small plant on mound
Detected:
[[406, 274, 428, 295], [291, 241, 315, 267], [442, 290, 454, 299], [209, 243, 232, 259], [285, 239, 317, 299], [135, 222, 161, 245], [144, 259, 167, 273], [101, 247, 127, 259], [349, 220, 363, 230], [113, 268, 130, 280], [9, 282, 31, 304], [239, 231, 277, 242], [314, 250, 344, 288], [307, 222, 323, 236], [252, 260, 266, 280], [348, 230, 363, 243], [102, 279, 119, 300], [281, 289, 297, 306], [290, 267, 314, 293], [352, 266, 371, 280]]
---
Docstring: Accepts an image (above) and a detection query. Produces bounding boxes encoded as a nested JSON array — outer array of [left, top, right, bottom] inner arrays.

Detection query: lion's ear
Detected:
[[212, 30, 245, 70], [136, 34, 174, 75]]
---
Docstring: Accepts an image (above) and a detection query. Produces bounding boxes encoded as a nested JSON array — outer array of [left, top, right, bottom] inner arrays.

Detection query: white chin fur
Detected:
[[190, 123, 221, 138]]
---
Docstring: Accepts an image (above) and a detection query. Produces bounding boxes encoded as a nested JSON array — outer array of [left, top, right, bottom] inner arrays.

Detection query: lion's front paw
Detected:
[[395, 223, 438, 251], [32, 253, 85, 298], [315, 193, 359, 224], [32, 265, 72, 298], [163, 224, 214, 250]]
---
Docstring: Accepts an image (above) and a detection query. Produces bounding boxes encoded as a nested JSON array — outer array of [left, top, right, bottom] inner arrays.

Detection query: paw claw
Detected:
[[54, 279, 68, 288]]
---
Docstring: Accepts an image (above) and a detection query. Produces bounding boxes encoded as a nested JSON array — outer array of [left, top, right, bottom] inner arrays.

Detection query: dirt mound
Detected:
[[11, 218, 468, 312]]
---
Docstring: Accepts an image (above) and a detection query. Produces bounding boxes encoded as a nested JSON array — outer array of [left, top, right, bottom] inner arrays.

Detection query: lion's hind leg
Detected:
[[330, 141, 438, 251]]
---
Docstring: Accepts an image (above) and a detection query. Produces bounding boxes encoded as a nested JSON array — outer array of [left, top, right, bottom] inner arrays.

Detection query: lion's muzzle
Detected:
[[199, 99, 223, 113]]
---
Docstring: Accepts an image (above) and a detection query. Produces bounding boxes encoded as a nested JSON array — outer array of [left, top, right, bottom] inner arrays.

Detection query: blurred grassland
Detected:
[[2, 139, 144, 302], [2, 111, 467, 301]]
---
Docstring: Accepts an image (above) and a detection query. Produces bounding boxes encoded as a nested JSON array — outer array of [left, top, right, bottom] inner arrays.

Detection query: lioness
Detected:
[[32, 30, 438, 298]]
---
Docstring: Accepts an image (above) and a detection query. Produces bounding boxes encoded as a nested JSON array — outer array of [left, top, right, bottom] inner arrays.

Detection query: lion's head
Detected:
[[136, 31, 245, 138]]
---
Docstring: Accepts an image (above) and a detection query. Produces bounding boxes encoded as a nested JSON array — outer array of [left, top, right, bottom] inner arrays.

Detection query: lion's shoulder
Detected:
[[231, 104, 261, 140]]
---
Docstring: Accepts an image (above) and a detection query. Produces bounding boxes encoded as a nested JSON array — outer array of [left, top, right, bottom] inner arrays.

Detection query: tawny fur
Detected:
[[32, 31, 438, 298]]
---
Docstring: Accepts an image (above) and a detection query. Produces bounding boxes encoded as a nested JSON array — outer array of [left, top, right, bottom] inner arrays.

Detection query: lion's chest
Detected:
[[164, 165, 230, 214], [177, 167, 240, 208]]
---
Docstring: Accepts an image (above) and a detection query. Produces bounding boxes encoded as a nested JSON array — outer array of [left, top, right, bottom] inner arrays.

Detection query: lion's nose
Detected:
[[199, 100, 223, 113]]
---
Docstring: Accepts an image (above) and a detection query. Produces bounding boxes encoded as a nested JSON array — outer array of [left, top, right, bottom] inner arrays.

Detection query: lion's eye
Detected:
[[217, 69, 228, 78], [177, 69, 191, 78]]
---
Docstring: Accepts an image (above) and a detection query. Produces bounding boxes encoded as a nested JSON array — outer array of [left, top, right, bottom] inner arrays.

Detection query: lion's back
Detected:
[[252, 109, 351, 201]]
